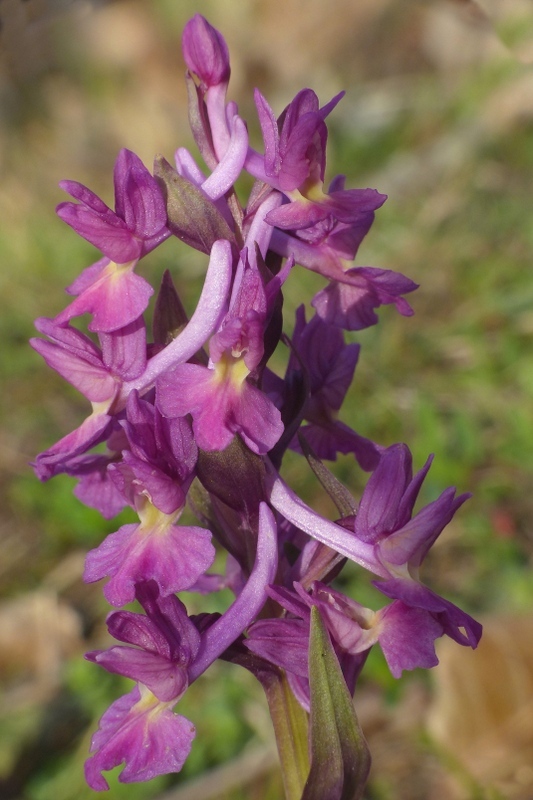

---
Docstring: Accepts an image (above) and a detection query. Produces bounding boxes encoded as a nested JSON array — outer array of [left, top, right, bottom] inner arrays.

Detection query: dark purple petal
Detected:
[[379, 488, 470, 568], [312, 267, 417, 331], [325, 187, 387, 223], [377, 601, 443, 677], [135, 582, 202, 663], [294, 421, 383, 472], [373, 578, 482, 649], [279, 114, 327, 191], [245, 618, 309, 677], [353, 444, 412, 543], [266, 199, 330, 230]]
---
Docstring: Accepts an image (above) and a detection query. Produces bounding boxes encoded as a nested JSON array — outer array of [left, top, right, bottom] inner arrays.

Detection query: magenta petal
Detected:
[[84, 523, 215, 607], [30, 337, 115, 402], [156, 362, 212, 419], [33, 412, 113, 481], [55, 264, 153, 333], [113, 149, 167, 239], [233, 382, 284, 455], [85, 687, 195, 790], [59, 179, 111, 213], [99, 317, 147, 381], [65, 257, 109, 296], [57, 202, 141, 262]]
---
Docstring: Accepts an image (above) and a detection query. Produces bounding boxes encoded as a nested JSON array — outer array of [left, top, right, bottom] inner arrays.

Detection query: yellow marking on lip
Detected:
[[213, 353, 250, 389], [137, 499, 182, 533]]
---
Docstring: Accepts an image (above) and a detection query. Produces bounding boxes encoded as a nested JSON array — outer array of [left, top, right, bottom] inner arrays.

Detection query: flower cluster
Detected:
[[32, 14, 481, 795]]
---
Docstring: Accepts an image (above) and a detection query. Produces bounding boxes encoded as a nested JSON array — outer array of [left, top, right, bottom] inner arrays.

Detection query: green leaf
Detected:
[[302, 607, 371, 800]]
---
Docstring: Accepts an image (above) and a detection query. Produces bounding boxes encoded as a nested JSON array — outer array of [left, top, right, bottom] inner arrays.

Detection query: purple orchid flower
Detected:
[[246, 88, 386, 234], [116, 390, 198, 514], [352, 444, 482, 647], [57, 148, 169, 262], [267, 445, 482, 649], [156, 250, 284, 454], [85, 685, 196, 790], [85, 582, 200, 789], [55, 149, 169, 332]]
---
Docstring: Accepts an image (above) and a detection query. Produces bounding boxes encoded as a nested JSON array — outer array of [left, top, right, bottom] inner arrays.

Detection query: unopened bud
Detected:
[[182, 14, 230, 89]]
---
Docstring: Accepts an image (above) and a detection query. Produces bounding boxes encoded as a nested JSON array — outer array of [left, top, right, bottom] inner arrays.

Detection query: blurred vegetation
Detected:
[[1, 1, 533, 798]]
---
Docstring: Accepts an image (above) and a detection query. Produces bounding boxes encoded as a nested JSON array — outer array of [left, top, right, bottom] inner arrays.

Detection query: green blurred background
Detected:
[[1, 1, 533, 798]]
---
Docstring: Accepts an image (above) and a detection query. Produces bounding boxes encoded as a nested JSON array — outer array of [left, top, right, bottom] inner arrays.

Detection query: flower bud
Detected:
[[182, 14, 230, 88]]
